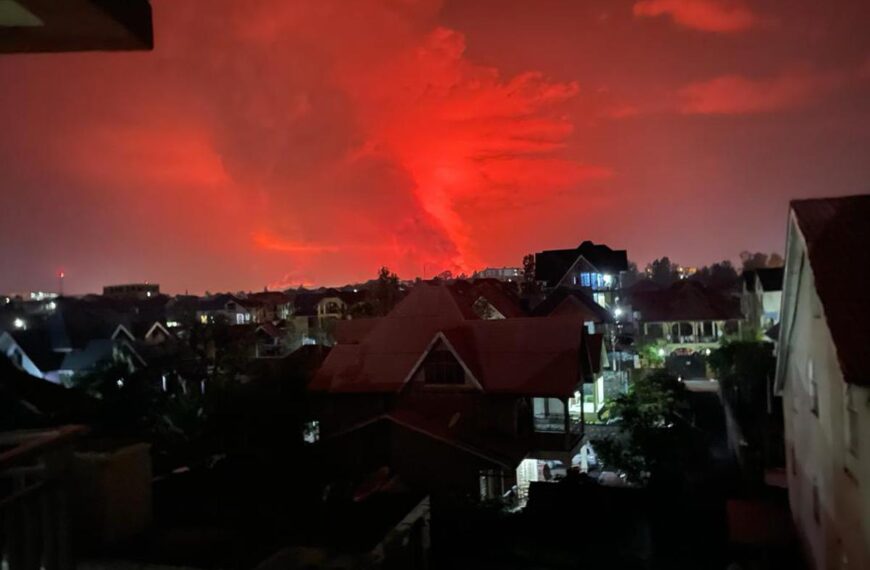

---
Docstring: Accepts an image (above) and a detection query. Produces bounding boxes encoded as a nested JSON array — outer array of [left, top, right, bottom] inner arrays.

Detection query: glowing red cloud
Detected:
[[633, 0, 760, 33], [679, 68, 846, 114], [334, 27, 609, 272]]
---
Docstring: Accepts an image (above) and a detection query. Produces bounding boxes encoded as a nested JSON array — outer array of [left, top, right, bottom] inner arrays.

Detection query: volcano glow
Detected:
[[1, 0, 869, 293]]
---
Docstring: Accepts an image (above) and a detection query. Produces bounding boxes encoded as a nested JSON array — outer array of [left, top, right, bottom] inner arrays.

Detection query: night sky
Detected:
[[2, 0, 869, 294]]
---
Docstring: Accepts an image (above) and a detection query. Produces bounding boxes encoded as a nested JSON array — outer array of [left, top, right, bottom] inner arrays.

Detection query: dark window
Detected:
[[424, 349, 465, 385]]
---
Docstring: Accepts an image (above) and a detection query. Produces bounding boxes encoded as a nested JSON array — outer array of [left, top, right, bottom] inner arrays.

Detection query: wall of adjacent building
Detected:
[[782, 241, 870, 570]]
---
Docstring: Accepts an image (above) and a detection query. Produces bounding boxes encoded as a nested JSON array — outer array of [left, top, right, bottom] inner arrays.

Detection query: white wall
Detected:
[[781, 234, 870, 570]]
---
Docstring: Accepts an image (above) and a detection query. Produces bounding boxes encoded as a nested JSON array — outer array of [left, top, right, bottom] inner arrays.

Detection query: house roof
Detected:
[[245, 291, 292, 306], [333, 318, 383, 344], [534, 241, 628, 287], [292, 289, 366, 316], [5, 329, 65, 373], [791, 195, 870, 386], [755, 267, 784, 292], [446, 279, 526, 319], [312, 283, 597, 396], [530, 287, 613, 323], [629, 280, 742, 322]]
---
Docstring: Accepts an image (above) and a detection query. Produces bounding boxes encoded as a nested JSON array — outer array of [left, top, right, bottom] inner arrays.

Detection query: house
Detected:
[[290, 289, 367, 346], [243, 291, 293, 323], [196, 294, 253, 325], [774, 195, 870, 570], [473, 267, 523, 282], [103, 283, 160, 300], [628, 280, 743, 363], [531, 288, 626, 415], [309, 281, 604, 500], [741, 267, 784, 333], [533, 241, 628, 308], [0, 298, 146, 384]]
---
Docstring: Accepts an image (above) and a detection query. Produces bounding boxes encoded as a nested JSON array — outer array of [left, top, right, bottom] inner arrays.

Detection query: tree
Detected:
[[740, 251, 784, 271], [595, 370, 697, 484], [521, 253, 541, 294], [691, 260, 739, 291], [622, 261, 643, 288], [709, 341, 776, 482], [371, 266, 400, 316], [646, 257, 679, 287]]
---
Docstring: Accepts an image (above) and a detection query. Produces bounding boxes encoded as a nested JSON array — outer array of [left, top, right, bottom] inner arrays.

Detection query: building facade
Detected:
[[775, 195, 870, 570]]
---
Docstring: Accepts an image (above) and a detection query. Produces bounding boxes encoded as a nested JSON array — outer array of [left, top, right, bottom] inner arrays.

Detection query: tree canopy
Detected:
[[595, 370, 697, 484]]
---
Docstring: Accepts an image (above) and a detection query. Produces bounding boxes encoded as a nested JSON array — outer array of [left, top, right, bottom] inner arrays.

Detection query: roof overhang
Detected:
[[0, 0, 152, 53]]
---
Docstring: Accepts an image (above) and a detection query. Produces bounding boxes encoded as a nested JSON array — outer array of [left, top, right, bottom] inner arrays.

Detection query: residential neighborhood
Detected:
[[3, 194, 868, 569], [3, 1, 869, 569]]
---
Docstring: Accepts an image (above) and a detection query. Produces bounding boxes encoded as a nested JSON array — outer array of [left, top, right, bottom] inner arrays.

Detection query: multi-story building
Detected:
[[309, 281, 604, 500], [103, 283, 160, 300], [473, 267, 523, 282], [533, 241, 628, 308], [775, 195, 870, 570], [742, 267, 784, 334]]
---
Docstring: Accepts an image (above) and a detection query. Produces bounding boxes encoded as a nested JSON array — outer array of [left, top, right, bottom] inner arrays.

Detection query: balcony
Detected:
[[529, 409, 583, 459]]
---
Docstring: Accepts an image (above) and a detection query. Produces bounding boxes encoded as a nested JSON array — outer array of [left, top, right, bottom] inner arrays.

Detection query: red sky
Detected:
[[2, 0, 869, 294]]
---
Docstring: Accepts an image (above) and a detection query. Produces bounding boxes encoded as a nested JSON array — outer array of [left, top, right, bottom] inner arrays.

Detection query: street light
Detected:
[[13, 318, 25, 329]]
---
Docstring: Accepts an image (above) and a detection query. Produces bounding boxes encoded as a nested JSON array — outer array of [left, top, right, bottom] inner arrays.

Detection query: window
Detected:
[[580, 272, 592, 287], [303, 421, 320, 444], [479, 469, 505, 500], [808, 359, 819, 416], [423, 349, 465, 385], [845, 385, 859, 459]]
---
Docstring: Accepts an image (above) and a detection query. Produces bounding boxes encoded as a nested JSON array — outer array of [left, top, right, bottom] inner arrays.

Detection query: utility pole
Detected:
[[58, 271, 64, 297]]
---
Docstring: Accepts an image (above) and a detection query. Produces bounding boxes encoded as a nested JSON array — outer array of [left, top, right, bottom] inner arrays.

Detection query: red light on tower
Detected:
[[57, 270, 65, 297]]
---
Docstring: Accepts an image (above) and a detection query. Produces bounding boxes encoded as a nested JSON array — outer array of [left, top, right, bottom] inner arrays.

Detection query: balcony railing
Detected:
[[532, 415, 582, 434], [0, 426, 87, 570]]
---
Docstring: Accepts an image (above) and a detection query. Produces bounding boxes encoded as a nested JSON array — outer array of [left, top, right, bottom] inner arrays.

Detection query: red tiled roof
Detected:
[[311, 283, 597, 396], [629, 280, 741, 322], [333, 318, 383, 344], [791, 195, 870, 386]]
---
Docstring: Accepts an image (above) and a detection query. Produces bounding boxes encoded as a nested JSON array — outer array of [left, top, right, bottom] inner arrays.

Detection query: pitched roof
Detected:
[[629, 280, 742, 322], [755, 267, 784, 292], [791, 195, 870, 386], [333, 318, 383, 344], [530, 287, 613, 322], [5, 329, 65, 373], [534, 241, 628, 287], [312, 282, 597, 396], [446, 279, 526, 319]]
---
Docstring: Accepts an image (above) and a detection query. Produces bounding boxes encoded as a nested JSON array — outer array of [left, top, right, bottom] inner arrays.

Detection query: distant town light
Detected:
[[13, 318, 25, 329], [46, 301, 57, 311], [116, 379, 124, 388], [705, 348, 712, 356], [613, 307, 623, 318], [657, 348, 666, 357]]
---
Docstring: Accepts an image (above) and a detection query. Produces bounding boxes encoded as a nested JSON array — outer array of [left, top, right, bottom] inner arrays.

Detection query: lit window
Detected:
[[424, 349, 465, 385], [580, 273, 592, 287], [303, 421, 320, 444], [845, 385, 859, 459]]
